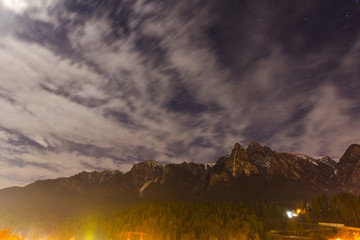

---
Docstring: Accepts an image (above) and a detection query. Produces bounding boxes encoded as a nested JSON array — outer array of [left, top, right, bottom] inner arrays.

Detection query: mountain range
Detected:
[[0, 142, 360, 213]]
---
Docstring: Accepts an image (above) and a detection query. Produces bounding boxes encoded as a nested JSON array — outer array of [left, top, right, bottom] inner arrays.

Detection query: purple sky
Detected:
[[0, 0, 359, 188]]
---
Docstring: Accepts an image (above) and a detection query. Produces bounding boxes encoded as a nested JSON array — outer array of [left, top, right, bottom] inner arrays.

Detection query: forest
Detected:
[[1, 192, 360, 240]]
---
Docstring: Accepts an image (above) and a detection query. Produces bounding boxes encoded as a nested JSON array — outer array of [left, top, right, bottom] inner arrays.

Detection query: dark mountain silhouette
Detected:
[[0, 142, 359, 212], [337, 144, 360, 196]]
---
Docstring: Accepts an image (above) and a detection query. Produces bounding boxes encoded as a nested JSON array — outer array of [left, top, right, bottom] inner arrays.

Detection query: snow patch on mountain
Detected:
[[139, 180, 154, 197], [291, 153, 319, 166]]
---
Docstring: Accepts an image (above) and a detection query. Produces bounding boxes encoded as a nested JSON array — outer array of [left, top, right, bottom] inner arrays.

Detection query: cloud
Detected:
[[0, 0, 359, 188], [269, 84, 360, 158]]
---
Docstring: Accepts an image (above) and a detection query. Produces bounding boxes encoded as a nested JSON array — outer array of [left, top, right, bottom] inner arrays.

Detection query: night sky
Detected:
[[0, 0, 359, 188]]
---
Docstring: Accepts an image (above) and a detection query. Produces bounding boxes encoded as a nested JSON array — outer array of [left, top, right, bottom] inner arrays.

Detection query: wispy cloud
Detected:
[[0, 0, 359, 188]]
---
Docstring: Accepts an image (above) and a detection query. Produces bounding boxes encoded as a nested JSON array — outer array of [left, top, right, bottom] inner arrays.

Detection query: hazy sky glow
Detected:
[[0, 0, 359, 188]]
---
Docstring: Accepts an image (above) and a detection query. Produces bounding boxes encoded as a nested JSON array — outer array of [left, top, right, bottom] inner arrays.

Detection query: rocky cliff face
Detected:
[[206, 142, 339, 202], [0, 142, 358, 210], [60, 170, 123, 194], [128, 160, 163, 196], [337, 144, 360, 196]]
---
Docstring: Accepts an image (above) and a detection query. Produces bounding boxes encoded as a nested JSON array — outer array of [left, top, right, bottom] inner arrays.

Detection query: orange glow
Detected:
[[296, 208, 306, 214], [0, 228, 25, 240], [125, 232, 147, 240], [328, 233, 360, 240]]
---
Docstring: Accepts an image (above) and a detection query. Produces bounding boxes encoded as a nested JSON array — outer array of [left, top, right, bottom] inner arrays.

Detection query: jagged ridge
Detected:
[[0, 143, 359, 210]]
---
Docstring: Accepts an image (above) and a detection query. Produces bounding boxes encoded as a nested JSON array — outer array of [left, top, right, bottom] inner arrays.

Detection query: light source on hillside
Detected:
[[286, 211, 298, 218], [125, 232, 147, 240]]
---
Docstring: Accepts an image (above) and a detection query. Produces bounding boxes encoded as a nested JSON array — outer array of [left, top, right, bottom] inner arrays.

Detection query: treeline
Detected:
[[310, 192, 360, 226], [1, 193, 360, 240], [48, 202, 270, 240], [0, 202, 271, 240], [271, 192, 360, 239]]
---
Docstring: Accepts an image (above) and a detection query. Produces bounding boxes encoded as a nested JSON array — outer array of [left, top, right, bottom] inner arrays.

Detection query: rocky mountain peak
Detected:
[[138, 159, 163, 168], [178, 162, 207, 175], [246, 142, 274, 168], [213, 143, 260, 179], [231, 143, 247, 157], [58, 170, 123, 194], [129, 160, 163, 190], [1, 142, 360, 207], [129, 160, 163, 174], [247, 141, 263, 152], [319, 156, 337, 169], [73, 169, 122, 179], [339, 144, 360, 165], [337, 144, 360, 195]]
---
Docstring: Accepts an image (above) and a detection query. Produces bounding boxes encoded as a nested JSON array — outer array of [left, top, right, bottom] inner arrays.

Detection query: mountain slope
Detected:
[[337, 144, 360, 196], [0, 142, 358, 212]]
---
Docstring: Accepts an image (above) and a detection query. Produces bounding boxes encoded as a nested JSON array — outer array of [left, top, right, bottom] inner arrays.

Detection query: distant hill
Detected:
[[0, 142, 359, 213]]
